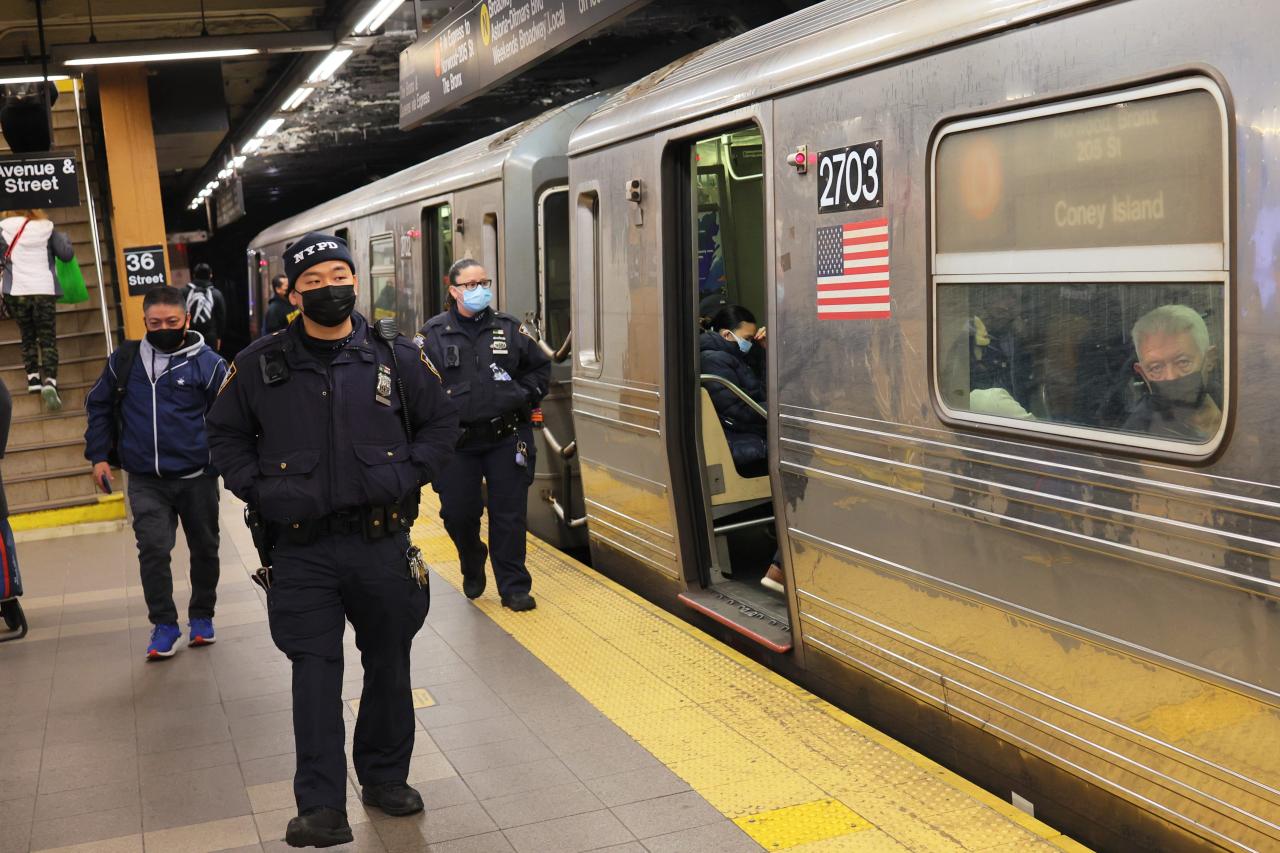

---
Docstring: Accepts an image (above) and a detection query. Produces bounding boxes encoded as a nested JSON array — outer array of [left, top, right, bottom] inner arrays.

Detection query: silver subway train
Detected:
[[249, 0, 1280, 848], [247, 96, 601, 551]]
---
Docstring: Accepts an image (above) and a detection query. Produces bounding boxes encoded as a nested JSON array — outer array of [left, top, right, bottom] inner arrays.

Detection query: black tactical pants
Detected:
[[432, 426, 535, 599], [128, 472, 220, 625], [267, 531, 429, 813]]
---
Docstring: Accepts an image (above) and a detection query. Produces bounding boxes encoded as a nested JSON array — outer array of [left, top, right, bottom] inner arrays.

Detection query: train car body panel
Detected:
[[568, 0, 1280, 849]]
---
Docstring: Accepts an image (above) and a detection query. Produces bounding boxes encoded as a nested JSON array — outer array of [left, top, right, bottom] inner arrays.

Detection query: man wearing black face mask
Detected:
[[84, 286, 229, 659], [207, 232, 459, 848], [1123, 304, 1222, 441]]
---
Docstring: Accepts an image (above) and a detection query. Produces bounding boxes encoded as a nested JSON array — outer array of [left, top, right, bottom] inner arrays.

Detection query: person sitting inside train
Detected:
[[966, 286, 1041, 418], [700, 304, 768, 476], [1123, 304, 1222, 441], [966, 315, 1035, 420]]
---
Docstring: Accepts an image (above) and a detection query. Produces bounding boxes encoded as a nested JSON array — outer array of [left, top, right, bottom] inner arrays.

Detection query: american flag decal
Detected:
[[816, 218, 890, 319]]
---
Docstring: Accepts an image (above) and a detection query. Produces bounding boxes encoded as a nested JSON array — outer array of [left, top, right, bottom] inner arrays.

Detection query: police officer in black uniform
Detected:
[[206, 233, 458, 848], [418, 259, 550, 611]]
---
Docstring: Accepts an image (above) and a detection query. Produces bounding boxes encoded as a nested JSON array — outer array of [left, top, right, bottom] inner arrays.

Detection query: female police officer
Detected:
[[417, 259, 550, 611], [207, 233, 458, 848]]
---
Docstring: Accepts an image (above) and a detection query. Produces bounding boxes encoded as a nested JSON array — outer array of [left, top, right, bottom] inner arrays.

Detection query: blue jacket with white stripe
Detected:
[[84, 331, 229, 477]]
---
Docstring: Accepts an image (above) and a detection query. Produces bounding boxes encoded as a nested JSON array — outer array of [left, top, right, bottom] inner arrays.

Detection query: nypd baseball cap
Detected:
[[284, 232, 355, 289]]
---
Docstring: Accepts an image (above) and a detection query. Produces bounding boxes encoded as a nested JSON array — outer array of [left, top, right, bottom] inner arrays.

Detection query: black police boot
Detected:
[[284, 807, 352, 848], [461, 542, 488, 599], [501, 592, 537, 612], [361, 781, 425, 816]]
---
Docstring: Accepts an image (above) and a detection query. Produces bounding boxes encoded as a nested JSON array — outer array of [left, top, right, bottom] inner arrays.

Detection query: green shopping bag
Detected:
[[56, 256, 89, 304]]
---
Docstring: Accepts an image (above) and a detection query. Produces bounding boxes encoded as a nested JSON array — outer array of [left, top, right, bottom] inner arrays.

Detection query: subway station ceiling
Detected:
[[1, 0, 812, 244]]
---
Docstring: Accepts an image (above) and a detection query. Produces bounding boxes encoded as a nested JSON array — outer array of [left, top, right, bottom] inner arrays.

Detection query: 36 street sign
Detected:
[[399, 0, 649, 129], [122, 245, 168, 296], [0, 151, 80, 209]]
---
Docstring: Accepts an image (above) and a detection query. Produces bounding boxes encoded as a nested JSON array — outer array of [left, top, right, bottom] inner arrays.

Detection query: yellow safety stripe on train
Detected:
[[410, 495, 1091, 852]]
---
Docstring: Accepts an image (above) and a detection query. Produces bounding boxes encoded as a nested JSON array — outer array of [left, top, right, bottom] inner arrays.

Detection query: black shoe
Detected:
[[501, 592, 536, 612], [285, 807, 352, 848], [461, 542, 488, 599], [361, 781, 424, 816]]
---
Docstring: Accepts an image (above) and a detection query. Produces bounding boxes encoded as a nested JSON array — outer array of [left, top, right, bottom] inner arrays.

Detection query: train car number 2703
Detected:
[[816, 140, 883, 213]]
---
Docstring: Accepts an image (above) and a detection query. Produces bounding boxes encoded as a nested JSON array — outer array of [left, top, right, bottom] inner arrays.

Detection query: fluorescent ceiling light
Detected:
[[355, 0, 404, 34], [65, 48, 258, 66], [257, 117, 285, 138], [231, 155, 247, 168], [241, 138, 264, 154], [205, 181, 218, 191], [0, 75, 70, 84], [307, 48, 352, 83], [280, 86, 315, 111]]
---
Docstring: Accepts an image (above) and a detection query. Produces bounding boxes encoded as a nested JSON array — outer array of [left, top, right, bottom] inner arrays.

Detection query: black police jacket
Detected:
[[206, 312, 460, 524], [417, 307, 551, 425]]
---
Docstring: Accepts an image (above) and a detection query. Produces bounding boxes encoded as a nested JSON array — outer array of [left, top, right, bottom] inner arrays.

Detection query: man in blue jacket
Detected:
[[84, 286, 229, 660]]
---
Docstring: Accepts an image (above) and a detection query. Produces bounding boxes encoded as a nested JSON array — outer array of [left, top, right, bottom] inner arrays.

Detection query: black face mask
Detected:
[[298, 285, 356, 327], [1150, 371, 1206, 410], [146, 328, 186, 353]]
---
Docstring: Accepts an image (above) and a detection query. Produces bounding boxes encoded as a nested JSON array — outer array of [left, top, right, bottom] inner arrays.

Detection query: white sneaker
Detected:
[[26, 374, 40, 393], [41, 381, 61, 411]]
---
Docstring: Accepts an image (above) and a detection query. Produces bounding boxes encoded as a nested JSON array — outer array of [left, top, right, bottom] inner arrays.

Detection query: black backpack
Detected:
[[105, 341, 140, 468]]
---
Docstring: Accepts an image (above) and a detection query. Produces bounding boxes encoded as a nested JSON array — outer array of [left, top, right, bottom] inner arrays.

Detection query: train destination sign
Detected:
[[0, 151, 80, 209], [400, 0, 649, 129], [934, 87, 1224, 253]]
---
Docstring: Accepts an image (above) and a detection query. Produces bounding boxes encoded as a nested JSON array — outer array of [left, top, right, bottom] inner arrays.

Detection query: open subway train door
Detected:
[[669, 122, 794, 653]]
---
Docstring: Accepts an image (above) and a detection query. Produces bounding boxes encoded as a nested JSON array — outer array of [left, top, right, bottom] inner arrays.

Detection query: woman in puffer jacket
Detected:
[[0, 209, 74, 410], [698, 304, 767, 474]]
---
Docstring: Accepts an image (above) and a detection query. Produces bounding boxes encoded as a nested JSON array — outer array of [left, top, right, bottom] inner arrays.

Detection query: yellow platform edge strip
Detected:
[[411, 502, 1089, 852], [9, 493, 125, 532]]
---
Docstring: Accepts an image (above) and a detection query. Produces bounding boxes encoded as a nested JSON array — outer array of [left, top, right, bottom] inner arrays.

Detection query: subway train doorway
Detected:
[[421, 202, 453, 318], [667, 123, 792, 653]]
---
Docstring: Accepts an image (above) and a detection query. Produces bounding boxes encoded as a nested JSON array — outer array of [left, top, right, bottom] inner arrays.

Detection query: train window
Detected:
[[483, 213, 500, 297], [575, 190, 601, 370], [369, 233, 399, 325], [423, 203, 452, 316], [538, 187, 571, 350], [931, 79, 1229, 455]]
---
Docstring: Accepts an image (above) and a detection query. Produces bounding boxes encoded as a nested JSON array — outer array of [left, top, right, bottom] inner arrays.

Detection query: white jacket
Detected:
[[0, 216, 74, 297]]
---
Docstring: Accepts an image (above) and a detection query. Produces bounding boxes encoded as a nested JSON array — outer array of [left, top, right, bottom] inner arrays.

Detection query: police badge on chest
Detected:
[[490, 328, 509, 356], [375, 363, 393, 406]]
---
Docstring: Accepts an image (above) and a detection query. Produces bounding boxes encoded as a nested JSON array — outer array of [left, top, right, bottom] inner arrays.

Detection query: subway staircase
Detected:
[[0, 86, 122, 528]]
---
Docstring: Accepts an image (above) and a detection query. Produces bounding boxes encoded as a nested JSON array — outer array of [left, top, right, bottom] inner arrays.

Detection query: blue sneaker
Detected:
[[146, 623, 182, 660], [188, 618, 216, 647]]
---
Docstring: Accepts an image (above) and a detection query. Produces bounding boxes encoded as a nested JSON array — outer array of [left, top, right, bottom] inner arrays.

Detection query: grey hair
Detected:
[[1132, 305, 1210, 357]]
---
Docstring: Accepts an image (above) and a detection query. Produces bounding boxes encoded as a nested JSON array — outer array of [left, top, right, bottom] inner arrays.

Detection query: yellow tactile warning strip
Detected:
[[9, 492, 125, 532], [411, 496, 1092, 852]]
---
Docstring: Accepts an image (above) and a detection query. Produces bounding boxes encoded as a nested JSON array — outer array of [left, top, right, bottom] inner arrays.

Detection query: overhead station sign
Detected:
[[400, 0, 650, 129], [0, 151, 80, 209]]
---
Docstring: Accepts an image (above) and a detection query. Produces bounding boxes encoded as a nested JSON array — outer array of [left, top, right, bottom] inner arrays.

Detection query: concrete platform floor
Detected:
[[0, 490, 1087, 852]]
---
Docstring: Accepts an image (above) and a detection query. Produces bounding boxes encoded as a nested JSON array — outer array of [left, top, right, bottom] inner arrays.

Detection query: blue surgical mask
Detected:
[[460, 286, 492, 313], [730, 330, 752, 354]]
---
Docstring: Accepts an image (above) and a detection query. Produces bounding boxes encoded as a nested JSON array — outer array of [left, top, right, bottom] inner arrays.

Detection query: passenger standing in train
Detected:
[[418, 259, 550, 612], [1123, 304, 1222, 440], [263, 273, 293, 335], [206, 233, 459, 847]]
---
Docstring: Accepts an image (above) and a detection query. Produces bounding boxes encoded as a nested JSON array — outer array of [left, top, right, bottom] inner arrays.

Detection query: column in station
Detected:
[[96, 65, 171, 341]]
